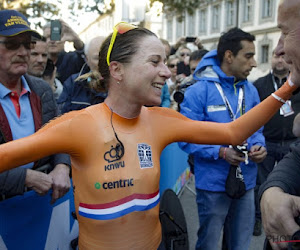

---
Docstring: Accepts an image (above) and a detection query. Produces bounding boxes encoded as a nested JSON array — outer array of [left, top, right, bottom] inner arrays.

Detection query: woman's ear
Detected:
[[109, 61, 124, 82]]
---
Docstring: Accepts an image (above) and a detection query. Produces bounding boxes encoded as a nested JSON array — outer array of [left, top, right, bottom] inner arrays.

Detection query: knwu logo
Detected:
[[105, 161, 125, 171]]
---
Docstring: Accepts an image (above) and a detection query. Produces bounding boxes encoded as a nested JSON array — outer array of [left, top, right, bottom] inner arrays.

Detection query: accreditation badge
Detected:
[[280, 100, 294, 117]]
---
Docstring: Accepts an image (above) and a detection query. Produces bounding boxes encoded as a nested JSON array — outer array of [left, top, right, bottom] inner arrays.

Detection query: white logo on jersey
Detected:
[[137, 143, 153, 168]]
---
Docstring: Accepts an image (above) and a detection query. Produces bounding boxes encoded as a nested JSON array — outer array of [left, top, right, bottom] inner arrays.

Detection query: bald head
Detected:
[[85, 36, 105, 72]]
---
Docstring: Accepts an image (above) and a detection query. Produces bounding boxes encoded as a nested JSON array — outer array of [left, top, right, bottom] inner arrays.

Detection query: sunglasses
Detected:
[[168, 64, 177, 68], [0, 40, 36, 50], [106, 22, 137, 66], [180, 52, 190, 57]]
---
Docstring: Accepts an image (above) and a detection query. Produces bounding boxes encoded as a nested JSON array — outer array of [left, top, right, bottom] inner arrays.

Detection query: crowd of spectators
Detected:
[[2, 2, 300, 249]]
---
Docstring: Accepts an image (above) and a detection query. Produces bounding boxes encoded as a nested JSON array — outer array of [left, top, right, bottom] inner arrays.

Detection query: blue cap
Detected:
[[0, 10, 41, 38]]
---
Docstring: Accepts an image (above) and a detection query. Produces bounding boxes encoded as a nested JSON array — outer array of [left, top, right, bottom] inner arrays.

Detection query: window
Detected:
[[243, 0, 253, 23], [176, 20, 184, 39], [166, 18, 173, 41], [198, 9, 207, 34], [261, 45, 269, 63], [212, 4, 220, 31], [262, 0, 273, 18], [187, 14, 196, 36], [226, 1, 235, 27]]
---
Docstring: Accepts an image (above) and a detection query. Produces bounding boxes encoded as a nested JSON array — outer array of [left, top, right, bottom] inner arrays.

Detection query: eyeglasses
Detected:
[[168, 64, 177, 68], [0, 40, 36, 50], [180, 52, 190, 57], [106, 22, 137, 66]]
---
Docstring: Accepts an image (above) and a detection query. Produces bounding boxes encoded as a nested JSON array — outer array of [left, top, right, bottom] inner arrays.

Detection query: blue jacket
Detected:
[[178, 50, 265, 192], [160, 83, 170, 108], [55, 50, 86, 84], [58, 69, 107, 114]]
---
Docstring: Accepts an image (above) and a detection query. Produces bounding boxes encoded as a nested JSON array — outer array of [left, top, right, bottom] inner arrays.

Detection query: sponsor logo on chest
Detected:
[[137, 143, 153, 169]]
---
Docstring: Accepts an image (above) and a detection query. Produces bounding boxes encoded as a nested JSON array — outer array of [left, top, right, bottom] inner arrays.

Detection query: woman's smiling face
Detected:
[[122, 36, 172, 106]]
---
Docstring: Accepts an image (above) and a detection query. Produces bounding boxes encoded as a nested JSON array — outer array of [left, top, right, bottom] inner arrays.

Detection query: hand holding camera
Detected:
[[222, 146, 246, 166], [50, 19, 84, 50]]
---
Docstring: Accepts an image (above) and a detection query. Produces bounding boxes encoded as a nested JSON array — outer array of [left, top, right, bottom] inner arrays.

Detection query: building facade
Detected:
[[79, 0, 280, 81], [162, 0, 280, 81]]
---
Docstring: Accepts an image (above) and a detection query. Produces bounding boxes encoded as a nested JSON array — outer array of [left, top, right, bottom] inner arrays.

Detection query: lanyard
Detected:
[[215, 82, 245, 121]]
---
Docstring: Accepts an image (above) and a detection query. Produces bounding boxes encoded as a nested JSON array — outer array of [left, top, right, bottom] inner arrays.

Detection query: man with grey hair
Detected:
[[0, 9, 70, 202], [253, 49, 300, 236], [259, 0, 300, 249]]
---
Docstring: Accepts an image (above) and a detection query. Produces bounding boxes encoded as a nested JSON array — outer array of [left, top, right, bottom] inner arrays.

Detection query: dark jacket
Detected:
[[0, 74, 70, 197], [258, 140, 300, 198], [55, 50, 86, 84], [58, 71, 107, 114], [254, 72, 300, 142]]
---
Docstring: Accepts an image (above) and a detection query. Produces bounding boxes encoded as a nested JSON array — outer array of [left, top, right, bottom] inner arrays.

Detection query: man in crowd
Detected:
[[57, 36, 107, 113], [253, 50, 300, 236], [43, 19, 86, 83], [259, 0, 300, 249], [27, 37, 63, 100], [27, 37, 48, 78], [0, 10, 70, 203], [179, 27, 267, 250]]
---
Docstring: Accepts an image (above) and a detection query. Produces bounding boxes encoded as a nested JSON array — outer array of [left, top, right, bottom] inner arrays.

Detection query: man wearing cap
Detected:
[[0, 9, 71, 202]]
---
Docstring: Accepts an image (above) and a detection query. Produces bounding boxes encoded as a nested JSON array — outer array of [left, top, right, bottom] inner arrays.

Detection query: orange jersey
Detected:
[[0, 80, 296, 249]]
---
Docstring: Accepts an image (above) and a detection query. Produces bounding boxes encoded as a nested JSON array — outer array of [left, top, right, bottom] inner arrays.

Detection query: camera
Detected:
[[185, 37, 197, 43], [50, 20, 61, 41], [232, 143, 248, 154], [173, 79, 196, 104]]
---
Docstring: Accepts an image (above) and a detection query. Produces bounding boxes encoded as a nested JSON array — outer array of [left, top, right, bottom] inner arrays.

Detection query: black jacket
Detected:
[[0, 74, 70, 197], [254, 72, 300, 142], [259, 140, 300, 198]]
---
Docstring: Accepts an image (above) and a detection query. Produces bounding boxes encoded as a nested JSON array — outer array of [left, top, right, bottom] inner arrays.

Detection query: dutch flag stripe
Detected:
[[78, 190, 160, 220]]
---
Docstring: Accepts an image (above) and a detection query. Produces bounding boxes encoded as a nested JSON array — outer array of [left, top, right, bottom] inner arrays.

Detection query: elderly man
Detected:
[[0, 9, 70, 203], [259, 0, 300, 249], [253, 50, 300, 236]]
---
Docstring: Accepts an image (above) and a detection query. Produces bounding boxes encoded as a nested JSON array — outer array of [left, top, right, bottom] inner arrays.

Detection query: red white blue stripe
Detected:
[[78, 190, 160, 220]]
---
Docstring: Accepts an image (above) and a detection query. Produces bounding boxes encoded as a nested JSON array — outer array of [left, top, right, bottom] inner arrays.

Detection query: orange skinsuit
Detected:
[[0, 81, 296, 249]]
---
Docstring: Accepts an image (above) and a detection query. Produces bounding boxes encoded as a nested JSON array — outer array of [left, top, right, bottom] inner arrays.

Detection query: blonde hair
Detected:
[[75, 71, 106, 92]]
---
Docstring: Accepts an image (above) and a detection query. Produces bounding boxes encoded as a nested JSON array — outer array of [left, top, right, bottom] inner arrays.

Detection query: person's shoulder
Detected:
[[147, 106, 185, 119], [185, 80, 209, 97], [244, 80, 260, 97], [25, 74, 52, 93], [63, 72, 82, 86], [290, 140, 300, 153], [253, 72, 271, 87]]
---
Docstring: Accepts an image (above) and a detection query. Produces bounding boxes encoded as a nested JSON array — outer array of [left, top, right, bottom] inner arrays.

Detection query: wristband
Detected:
[[223, 147, 227, 160], [271, 93, 286, 104], [288, 75, 295, 87]]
